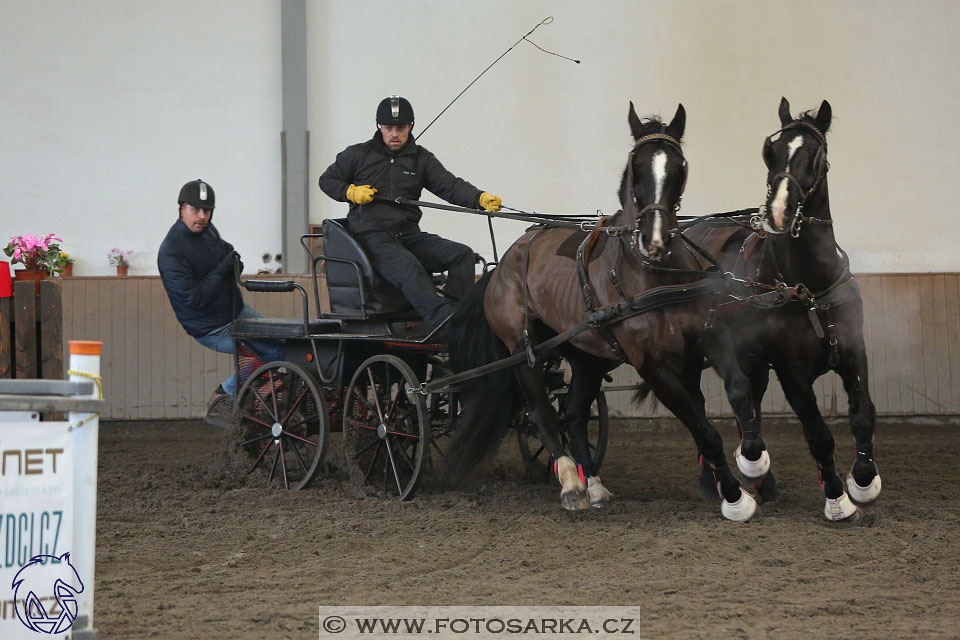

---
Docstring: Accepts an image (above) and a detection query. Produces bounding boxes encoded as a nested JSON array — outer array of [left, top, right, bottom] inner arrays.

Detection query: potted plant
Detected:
[[3, 233, 64, 292], [57, 251, 75, 277], [108, 248, 132, 276]]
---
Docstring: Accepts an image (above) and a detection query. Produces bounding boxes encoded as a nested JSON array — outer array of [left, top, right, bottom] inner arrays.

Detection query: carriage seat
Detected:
[[321, 218, 419, 319], [230, 317, 340, 339]]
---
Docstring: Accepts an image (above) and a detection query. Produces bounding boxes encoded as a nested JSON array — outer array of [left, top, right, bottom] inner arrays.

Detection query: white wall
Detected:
[[308, 0, 960, 273], [0, 0, 282, 276], [1, 1, 957, 276]]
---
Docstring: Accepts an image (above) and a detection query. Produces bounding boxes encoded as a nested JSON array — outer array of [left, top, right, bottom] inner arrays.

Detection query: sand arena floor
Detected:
[[93, 416, 959, 639]]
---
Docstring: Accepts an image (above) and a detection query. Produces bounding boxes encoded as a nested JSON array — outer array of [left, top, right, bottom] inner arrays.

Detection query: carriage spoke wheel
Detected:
[[516, 391, 609, 478], [235, 361, 329, 490], [424, 356, 461, 470], [342, 355, 429, 500]]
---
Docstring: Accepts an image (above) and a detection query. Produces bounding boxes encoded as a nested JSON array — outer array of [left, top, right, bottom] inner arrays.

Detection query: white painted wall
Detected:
[[308, 0, 960, 273], [1, 1, 957, 276], [0, 0, 281, 276]]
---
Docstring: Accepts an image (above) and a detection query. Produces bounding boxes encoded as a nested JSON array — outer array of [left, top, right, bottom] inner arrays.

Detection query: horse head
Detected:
[[620, 102, 687, 261], [761, 97, 832, 236]]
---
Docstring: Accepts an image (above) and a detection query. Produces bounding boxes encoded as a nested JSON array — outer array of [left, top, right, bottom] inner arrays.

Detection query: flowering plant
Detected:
[[57, 251, 75, 267], [3, 233, 64, 275], [107, 248, 132, 267]]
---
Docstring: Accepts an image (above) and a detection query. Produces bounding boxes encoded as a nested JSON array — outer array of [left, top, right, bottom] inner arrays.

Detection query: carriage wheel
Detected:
[[342, 354, 429, 500], [516, 391, 609, 477], [426, 390, 460, 468], [424, 356, 461, 470], [235, 361, 329, 490]]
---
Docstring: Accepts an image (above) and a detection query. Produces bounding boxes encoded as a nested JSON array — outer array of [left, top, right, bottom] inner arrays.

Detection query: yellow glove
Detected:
[[346, 184, 377, 205], [479, 192, 502, 212]]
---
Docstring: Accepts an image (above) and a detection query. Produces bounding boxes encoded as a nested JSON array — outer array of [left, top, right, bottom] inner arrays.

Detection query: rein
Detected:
[[388, 196, 631, 233]]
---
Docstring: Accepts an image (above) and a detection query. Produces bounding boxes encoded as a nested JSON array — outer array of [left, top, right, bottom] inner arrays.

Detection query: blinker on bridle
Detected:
[[756, 120, 832, 238], [625, 133, 687, 258]]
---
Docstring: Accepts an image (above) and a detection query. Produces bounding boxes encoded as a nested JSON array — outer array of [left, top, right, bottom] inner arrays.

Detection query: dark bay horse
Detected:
[[684, 98, 881, 522], [444, 103, 759, 521]]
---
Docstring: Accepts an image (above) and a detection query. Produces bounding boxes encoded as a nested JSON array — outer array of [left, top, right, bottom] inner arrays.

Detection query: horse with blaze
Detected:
[[443, 103, 759, 522], [679, 97, 881, 522]]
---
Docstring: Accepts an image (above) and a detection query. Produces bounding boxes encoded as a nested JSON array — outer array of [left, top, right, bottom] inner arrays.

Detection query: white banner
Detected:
[[0, 421, 78, 639]]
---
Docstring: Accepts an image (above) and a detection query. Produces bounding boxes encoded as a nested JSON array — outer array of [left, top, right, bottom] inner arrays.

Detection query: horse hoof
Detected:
[[754, 470, 780, 503], [561, 490, 590, 511], [697, 470, 719, 502], [846, 473, 881, 504], [587, 476, 613, 508], [735, 445, 771, 479], [721, 490, 758, 523], [823, 491, 859, 522]]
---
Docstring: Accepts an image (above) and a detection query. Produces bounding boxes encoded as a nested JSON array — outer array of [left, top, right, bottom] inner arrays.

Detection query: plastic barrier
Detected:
[[0, 341, 103, 639]]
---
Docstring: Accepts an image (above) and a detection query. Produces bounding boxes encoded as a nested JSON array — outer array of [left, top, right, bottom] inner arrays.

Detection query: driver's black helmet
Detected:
[[376, 95, 414, 125], [178, 179, 215, 209]]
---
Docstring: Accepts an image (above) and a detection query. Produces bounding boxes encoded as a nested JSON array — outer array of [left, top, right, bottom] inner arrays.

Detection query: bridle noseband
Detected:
[[756, 120, 832, 238], [625, 133, 686, 259]]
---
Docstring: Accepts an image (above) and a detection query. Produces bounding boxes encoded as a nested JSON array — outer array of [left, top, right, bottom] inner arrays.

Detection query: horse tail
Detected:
[[632, 381, 659, 412], [443, 270, 520, 475]]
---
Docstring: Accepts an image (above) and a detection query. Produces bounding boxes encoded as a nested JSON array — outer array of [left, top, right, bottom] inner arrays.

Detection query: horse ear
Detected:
[[762, 136, 775, 168], [667, 103, 686, 139], [628, 101, 644, 140], [815, 99, 832, 133], [778, 97, 792, 126]]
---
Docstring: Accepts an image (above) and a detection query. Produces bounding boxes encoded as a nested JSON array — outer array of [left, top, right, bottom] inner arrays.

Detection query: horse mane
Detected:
[[797, 108, 832, 133]]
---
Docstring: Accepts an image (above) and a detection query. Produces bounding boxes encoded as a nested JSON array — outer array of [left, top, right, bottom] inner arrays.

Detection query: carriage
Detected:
[[223, 97, 881, 522], [222, 218, 609, 498]]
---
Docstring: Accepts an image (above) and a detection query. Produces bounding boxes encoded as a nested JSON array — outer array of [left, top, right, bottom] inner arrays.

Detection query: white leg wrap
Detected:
[[587, 476, 613, 507], [735, 444, 770, 478], [824, 491, 859, 521], [846, 473, 882, 504], [555, 456, 588, 510], [720, 490, 758, 522]]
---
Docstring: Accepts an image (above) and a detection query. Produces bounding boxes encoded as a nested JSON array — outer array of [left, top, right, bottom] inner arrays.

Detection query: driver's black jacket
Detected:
[[157, 219, 242, 337], [318, 131, 485, 235]]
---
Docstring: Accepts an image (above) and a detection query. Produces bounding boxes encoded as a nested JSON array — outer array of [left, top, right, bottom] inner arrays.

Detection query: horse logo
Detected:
[[11, 552, 85, 634]]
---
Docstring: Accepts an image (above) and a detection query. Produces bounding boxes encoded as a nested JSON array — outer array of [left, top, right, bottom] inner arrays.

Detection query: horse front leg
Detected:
[[678, 352, 721, 501], [514, 363, 589, 511], [639, 361, 757, 522], [776, 366, 859, 522], [701, 325, 779, 502], [736, 364, 781, 502], [837, 342, 881, 503], [561, 351, 614, 507]]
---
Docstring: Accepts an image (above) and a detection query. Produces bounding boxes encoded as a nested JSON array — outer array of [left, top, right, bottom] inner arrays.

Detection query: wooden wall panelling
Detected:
[[874, 276, 894, 413], [0, 297, 12, 378], [919, 275, 939, 413], [900, 275, 922, 413], [13, 281, 37, 378], [57, 273, 960, 420], [946, 275, 960, 414], [39, 280, 63, 380], [151, 283, 168, 418]]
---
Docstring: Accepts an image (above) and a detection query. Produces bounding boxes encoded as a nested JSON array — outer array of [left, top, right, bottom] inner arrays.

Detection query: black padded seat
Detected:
[[230, 317, 340, 339], [321, 218, 418, 319]]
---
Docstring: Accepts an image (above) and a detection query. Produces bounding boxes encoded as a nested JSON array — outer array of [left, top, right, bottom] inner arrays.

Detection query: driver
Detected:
[[318, 95, 502, 327]]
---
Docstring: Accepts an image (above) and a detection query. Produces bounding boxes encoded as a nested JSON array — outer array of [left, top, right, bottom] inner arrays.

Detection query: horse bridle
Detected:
[[756, 120, 832, 238], [625, 133, 687, 258]]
